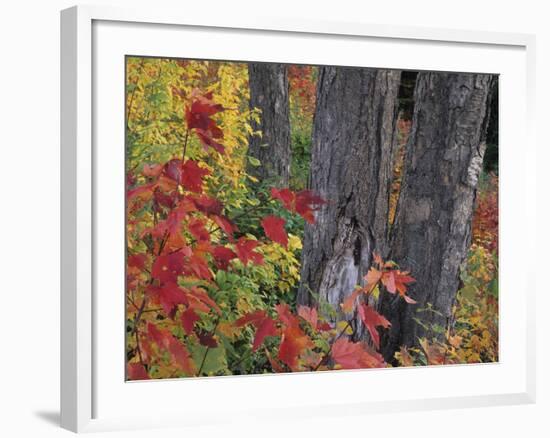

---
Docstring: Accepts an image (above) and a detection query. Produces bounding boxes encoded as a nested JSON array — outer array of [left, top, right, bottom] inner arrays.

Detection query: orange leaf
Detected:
[[331, 338, 385, 369], [278, 325, 314, 371], [341, 287, 362, 313], [297, 305, 318, 330], [357, 303, 391, 349]]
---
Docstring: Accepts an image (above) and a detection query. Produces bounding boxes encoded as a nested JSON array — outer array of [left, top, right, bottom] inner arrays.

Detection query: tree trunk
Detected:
[[379, 72, 495, 361], [297, 67, 401, 331], [247, 63, 291, 187]]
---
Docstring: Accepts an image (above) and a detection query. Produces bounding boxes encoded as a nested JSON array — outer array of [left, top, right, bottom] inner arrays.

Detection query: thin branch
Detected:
[[313, 320, 352, 371], [197, 318, 220, 376]]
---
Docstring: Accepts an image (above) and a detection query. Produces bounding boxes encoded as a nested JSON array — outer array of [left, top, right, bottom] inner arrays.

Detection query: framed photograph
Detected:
[[61, 5, 536, 433]]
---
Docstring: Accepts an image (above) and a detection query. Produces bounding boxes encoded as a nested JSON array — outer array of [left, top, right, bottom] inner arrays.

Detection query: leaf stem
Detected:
[[182, 128, 190, 163], [313, 319, 352, 371], [197, 318, 220, 376]]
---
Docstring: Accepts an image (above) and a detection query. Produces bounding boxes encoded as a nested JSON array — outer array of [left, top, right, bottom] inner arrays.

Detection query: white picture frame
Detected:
[[60, 4, 536, 433]]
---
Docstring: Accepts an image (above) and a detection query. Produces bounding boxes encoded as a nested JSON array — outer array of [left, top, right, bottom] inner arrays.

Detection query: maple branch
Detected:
[[231, 349, 255, 371], [134, 327, 144, 366], [197, 317, 220, 376], [181, 128, 190, 163], [132, 296, 148, 336], [313, 320, 353, 371], [157, 229, 170, 256]]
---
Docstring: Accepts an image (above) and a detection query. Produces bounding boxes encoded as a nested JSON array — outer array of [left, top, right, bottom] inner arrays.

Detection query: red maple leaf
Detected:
[[162, 158, 184, 184], [261, 215, 288, 248], [187, 286, 221, 315], [147, 322, 166, 348], [127, 363, 149, 380], [153, 187, 177, 210], [185, 91, 226, 154], [143, 163, 163, 178], [127, 253, 147, 271], [212, 245, 237, 270], [270, 188, 325, 224], [275, 303, 300, 329], [192, 194, 224, 216], [185, 91, 224, 130], [297, 305, 318, 330], [181, 160, 210, 193], [295, 190, 326, 224], [278, 325, 314, 371], [188, 217, 210, 242], [212, 215, 237, 240], [331, 338, 385, 369], [146, 282, 188, 315], [147, 322, 196, 375], [196, 330, 218, 348], [166, 336, 196, 375], [127, 183, 155, 211], [235, 309, 267, 327], [184, 253, 212, 280], [358, 303, 391, 349], [252, 318, 278, 351], [180, 308, 200, 334], [195, 129, 225, 154], [151, 251, 187, 283], [235, 237, 264, 265], [381, 270, 416, 303], [270, 188, 295, 211], [235, 310, 279, 351]]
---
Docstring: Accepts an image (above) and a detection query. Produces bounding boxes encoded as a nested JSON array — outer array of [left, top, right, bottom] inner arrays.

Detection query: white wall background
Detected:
[[0, 1, 546, 436]]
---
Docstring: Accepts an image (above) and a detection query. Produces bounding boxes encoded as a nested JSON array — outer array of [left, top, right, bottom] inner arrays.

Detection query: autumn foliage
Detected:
[[126, 73, 416, 379], [126, 58, 498, 379]]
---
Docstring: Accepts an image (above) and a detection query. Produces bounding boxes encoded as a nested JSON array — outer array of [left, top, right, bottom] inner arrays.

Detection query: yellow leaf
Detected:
[[336, 320, 353, 335]]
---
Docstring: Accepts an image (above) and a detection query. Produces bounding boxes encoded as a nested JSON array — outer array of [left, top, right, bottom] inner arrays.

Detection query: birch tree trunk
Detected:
[[379, 72, 495, 361], [247, 63, 291, 187], [297, 67, 401, 332]]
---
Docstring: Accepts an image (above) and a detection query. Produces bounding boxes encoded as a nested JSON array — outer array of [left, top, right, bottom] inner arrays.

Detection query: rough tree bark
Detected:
[[297, 67, 401, 331], [247, 63, 291, 187], [379, 72, 495, 361]]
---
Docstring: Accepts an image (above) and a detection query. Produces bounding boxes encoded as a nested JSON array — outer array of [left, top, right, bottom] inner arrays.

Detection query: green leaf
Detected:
[[371, 284, 380, 300], [247, 156, 261, 167], [460, 285, 478, 302], [190, 344, 228, 376], [313, 338, 330, 352]]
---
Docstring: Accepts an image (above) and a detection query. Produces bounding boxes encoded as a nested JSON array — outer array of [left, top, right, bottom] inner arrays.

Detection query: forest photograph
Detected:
[[125, 56, 499, 380]]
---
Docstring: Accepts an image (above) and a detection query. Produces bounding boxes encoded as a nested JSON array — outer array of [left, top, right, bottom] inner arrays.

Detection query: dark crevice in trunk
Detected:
[[298, 67, 401, 340]]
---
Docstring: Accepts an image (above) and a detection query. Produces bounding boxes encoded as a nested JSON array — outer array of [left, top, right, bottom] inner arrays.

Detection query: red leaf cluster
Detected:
[[331, 338, 385, 369], [270, 188, 326, 224], [235, 237, 264, 266], [275, 304, 314, 370], [261, 215, 288, 248], [147, 322, 196, 375], [185, 90, 225, 154], [235, 310, 279, 351]]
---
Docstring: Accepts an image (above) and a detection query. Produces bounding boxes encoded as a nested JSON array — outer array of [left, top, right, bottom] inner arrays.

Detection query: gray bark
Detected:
[[379, 72, 495, 361], [247, 63, 291, 187], [297, 67, 401, 331]]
